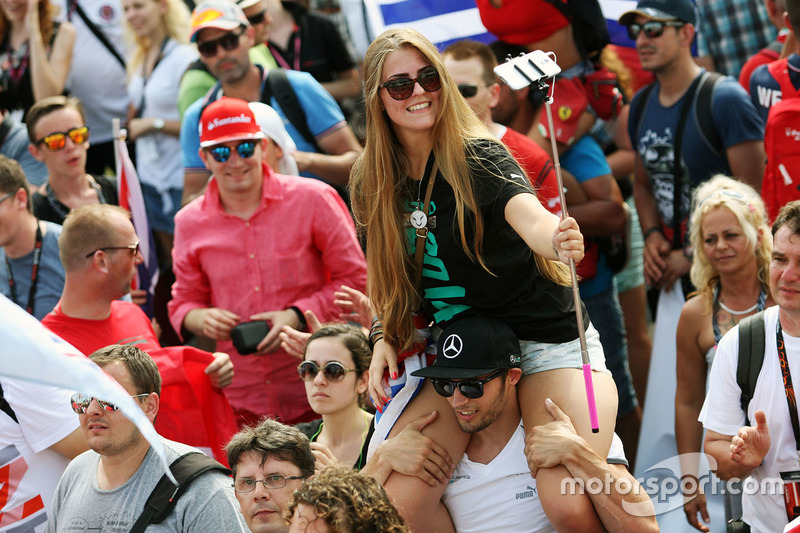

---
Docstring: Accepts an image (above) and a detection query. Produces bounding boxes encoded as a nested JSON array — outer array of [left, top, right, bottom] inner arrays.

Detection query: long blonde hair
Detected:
[[123, 0, 191, 77], [350, 28, 567, 349], [689, 175, 772, 315]]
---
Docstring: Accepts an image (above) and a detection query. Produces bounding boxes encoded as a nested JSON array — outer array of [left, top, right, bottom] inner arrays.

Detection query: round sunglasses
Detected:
[[70, 392, 149, 414], [197, 28, 244, 58], [36, 126, 90, 151], [430, 369, 505, 399], [298, 360, 357, 383], [205, 141, 257, 163], [380, 66, 441, 101], [626, 20, 685, 40]]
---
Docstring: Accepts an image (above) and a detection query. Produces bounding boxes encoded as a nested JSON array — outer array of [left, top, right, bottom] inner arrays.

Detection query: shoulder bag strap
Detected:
[[71, 0, 126, 70], [737, 310, 766, 426]]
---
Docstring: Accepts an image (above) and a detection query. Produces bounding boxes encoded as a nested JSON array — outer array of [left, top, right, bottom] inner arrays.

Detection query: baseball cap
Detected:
[[411, 316, 521, 380], [199, 97, 265, 148], [248, 102, 299, 175], [236, 0, 261, 10], [190, 0, 250, 43], [618, 0, 697, 27]]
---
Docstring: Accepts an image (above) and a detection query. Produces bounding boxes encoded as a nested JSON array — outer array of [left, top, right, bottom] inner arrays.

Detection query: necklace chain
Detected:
[[718, 299, 759, 316]]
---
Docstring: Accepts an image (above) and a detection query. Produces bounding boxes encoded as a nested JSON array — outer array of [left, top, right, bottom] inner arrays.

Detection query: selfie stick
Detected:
[[494, 52, 600, 434]]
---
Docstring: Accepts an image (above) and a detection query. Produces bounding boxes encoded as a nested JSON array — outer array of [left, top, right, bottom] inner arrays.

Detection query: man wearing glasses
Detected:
[[621, 0, 765, 293], [364, 315, 656, 532], [47, 344, 248, 532], [179, 0, 362, 206], [26, 96, 119, 226], [169, 98, 366, 427], [225, 418, 315, 533]]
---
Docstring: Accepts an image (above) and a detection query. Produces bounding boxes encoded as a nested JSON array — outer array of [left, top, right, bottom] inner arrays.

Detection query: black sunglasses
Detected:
[[197, 28, 244, 58], [627, 20, 685, 40], [247, 10, 267, 25], [380, 66, 441, 101], [205, 141, 257, 163], [298, 361, 357, 383], [85, 240, 140, 259], [430, 369, 505, 399], [457, 84, 478, 98]]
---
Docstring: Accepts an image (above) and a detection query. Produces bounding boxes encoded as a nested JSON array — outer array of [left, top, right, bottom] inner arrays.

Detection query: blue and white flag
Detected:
[[362, 0, 638, 50]]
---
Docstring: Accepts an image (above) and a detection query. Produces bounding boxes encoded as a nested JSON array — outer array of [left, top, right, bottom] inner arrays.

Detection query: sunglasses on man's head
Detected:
[[37, 126, 90, 151], [380, 66, 442, 101], [430, 368, 505, 399], [247, 10, 267, 25], [70, 392, 149, 414], [457, 84, 478, 98], [197, 28, 244, 58], [626, 20, 685, 40], [297, 360, 357, 383], [205, 140, 257, 163]]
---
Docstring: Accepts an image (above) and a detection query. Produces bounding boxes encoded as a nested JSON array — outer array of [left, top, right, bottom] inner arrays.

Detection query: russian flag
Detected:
[[363, 0, 639, 50], [115, 125, 159, 318]]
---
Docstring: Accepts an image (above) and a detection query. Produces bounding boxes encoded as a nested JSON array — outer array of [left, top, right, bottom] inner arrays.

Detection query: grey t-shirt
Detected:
[[45, 439, 249, 533], [0, 221, 64, 320]]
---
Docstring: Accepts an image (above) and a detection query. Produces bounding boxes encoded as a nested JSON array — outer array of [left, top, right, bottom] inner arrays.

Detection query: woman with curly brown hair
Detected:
[[286, 466, 410, 533], [0, 0, 74, 120], [349, 27, 618, 533]]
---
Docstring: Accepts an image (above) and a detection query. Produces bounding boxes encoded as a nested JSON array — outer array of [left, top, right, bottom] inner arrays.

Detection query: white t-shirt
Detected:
[[0, 377, 78, 533], [700, 305, 799, 533], [442, 421, 627, 533], [127, 39, 198, 191], [57, 0, 129, 144]]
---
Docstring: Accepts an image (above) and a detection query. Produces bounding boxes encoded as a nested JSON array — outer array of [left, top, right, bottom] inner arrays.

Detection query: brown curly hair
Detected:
[[285, 466, 410, 533]]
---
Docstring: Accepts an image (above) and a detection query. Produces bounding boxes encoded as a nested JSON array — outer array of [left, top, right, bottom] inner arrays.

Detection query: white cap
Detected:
[[248, 102, 299, 176]]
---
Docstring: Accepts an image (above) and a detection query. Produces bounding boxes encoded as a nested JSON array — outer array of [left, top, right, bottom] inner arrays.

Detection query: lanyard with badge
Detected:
[[5, 221, 42, 316], [776, 319, 800, 522]]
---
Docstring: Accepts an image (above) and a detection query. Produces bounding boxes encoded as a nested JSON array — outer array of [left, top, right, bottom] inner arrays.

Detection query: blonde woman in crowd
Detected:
[[675, 175, 773, 532]]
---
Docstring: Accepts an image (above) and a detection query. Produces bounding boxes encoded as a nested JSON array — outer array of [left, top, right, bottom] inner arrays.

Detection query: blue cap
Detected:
[[618, 0, 697, 27]]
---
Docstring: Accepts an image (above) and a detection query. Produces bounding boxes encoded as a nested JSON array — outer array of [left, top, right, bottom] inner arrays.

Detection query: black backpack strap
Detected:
[[737, 310, 766, 427], [0, 382, 18, 423], [261, 68, 323, 153], [694, 71, 725, 157], [129, 452, 231, 533], [69, 0, 126, 70], [631, 83, 656, 153]]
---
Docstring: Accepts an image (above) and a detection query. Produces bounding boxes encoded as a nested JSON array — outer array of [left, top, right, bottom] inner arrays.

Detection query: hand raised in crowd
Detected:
[[552, 216, 584, 265], [364, 410, 454, 486], [280, 309, 323, 359], [730, 410, 771, 471], [205, 352, 234, 389], [524, 398, 583, 477], [251, 309, 301, 354], [368, 338, 398, 414], [310, 441, 340, 474], [333, 285, 372, 328]]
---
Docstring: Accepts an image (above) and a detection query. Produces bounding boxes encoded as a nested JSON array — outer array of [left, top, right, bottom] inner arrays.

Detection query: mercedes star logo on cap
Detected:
[[442, 334, 463, 359]]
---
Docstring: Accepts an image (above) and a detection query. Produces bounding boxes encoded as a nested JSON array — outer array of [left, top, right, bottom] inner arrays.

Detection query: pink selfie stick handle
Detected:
[[583, 363, 600, 433]]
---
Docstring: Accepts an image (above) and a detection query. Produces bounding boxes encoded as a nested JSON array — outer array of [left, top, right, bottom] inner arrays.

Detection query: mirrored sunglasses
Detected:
[[380, 66, 441, 101], [430, 369, 505, 399], [37, 126, 90, 151], [247, 10, 267, 25], [70, 392, 149, 414], [457, 84, 478, 98], [197, 28, 244, 58], [206, 141, 257, 163], [626, 20, 685, 40], [297, 360, 356, 383]]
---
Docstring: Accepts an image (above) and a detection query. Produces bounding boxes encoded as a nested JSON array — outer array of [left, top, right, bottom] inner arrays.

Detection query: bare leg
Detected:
[[519, 368, 618, 533], [383, 380, 469, 533], [618, 284, 652, 408]]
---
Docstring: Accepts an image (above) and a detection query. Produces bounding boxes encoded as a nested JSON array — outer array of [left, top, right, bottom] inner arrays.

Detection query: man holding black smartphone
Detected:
[[169, 97, 366, 427]]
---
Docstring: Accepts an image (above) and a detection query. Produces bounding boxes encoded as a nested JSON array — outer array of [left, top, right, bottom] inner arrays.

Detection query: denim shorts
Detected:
[[519, 322, 610, 376]]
